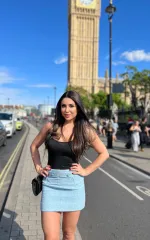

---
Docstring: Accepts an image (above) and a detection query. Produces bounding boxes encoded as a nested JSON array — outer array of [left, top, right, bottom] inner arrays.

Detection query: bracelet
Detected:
[[36, 165, 42, 173]]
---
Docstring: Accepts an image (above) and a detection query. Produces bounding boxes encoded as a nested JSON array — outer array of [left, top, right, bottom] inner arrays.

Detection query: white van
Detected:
[[0, 112, 16, 137]]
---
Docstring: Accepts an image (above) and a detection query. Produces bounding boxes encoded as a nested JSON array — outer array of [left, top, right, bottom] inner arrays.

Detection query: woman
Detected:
[[112, 118, 119, 142], [102, 119, 107, 137], [130, 120, 141, 152], [30, 91, 109, 240], [139, 117, 148, 152]]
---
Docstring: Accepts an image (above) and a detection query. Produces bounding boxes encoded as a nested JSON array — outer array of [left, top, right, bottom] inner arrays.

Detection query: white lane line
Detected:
[[83, 156, 144, 201]]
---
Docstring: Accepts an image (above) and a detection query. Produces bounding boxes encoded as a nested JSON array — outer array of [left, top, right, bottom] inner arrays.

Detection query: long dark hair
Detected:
[[46, 91, 95, 161]]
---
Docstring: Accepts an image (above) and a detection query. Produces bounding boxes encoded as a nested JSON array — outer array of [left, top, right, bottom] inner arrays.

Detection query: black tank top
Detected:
[[47, 138, 77, 169]]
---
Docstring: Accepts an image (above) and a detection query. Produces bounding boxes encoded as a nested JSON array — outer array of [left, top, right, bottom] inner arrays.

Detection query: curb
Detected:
[[110, 154, 150, 177]]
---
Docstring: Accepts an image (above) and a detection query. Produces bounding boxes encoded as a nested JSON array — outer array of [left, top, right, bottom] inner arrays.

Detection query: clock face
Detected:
[[80, 0, 94, 5]]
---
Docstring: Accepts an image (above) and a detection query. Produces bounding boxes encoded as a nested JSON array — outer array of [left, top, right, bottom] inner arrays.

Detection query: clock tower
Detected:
[[68, 0, 101, 93]]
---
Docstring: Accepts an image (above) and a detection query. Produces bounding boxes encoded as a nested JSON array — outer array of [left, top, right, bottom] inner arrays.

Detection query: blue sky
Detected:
[[0, 0, 150, 106]]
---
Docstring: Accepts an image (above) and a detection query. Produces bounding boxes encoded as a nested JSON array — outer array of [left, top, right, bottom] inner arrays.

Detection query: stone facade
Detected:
[[68, 0, 101, 93], [67, 1, 150, 112], [67, 1, 124, 94]]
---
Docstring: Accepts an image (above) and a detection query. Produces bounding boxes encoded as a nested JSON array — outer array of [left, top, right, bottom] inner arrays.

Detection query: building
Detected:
[[0, 105, 27, 117], [68, 0, 101, 94], [67, 0, 150, 114], [24, 106, 36, 116], [68, 1, 123, 92], [38, 104, 54, 117]]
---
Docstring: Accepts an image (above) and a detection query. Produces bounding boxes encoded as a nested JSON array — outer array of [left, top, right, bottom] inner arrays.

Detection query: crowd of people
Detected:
[[94, 116, 150, 152], [126, 117, 150, 152], [96, 118, 119, 142]]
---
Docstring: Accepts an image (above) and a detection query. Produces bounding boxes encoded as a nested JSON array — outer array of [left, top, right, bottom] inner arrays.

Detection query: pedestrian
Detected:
[[106, 120, 114, 149], [30, 90, 109, 240], [102, 119, 107, 137], [130, 120, 141, 152], [139, 117, 148, 152], [98, 119, 103, 135], [127, 116, 134, 138], [112, 117, 119, 142]]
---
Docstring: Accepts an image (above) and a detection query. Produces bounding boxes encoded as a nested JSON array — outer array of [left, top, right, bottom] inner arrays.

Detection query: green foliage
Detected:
[[91, 91, 107, 109], [66, 85, 93, 110], [66, 85, 129, 112], [121, 65, 150, 112]]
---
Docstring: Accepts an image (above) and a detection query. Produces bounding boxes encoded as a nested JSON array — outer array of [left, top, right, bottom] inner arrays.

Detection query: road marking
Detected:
[[83, 156, 144, 201], [136, 186, 150, 197], [0, 126, 27, 189], [3, 212, 11, 218]]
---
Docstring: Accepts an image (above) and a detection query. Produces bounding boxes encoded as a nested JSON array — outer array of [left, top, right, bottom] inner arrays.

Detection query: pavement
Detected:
[[101, 136, 150, 176], [0, 123, 149, 240]]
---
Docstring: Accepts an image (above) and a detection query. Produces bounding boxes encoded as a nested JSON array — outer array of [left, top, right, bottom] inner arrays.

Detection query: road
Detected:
[[28, 119, 150, 239], [79, 148, 150, 240], [0, 125, 28, 219]]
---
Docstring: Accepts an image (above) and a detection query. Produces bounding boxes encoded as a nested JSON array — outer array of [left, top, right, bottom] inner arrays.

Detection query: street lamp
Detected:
[[47, 96, 50, 115], [54, 86, 57, 108], [105, 0, 116, 149]]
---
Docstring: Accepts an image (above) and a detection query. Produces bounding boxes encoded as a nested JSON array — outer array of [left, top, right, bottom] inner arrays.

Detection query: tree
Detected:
[[91, 91, 107, 110], [66, 85, 93, 112], [134, 70, 150, 115], [120, 65, 139, 110], [121, 66, 150, 115]]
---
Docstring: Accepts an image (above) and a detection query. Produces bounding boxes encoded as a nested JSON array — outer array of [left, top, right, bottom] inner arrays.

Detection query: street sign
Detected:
[[112, 83, 124, 93]]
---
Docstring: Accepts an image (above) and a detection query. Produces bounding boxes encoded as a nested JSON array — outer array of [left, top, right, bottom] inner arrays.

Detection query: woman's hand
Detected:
[[36, 165, 51, 177], [70, 163, 87, 176]]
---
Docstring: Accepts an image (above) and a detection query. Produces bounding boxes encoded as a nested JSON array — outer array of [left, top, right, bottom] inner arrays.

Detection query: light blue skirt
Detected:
[[40, 169, 85, 212]]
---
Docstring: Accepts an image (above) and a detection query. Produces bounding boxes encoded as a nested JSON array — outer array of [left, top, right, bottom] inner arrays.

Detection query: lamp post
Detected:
[[105, 0, 116, 149], [47, 96, 50, 115], [54, 86, 57, 108]]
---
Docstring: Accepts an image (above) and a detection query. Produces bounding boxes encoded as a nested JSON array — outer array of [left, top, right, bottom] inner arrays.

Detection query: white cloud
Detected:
[[105, 48, 120, 60], [0, 71, 15, 84], [121, 50, 150, 62], [0, 67, 24, 85], [54, 54, 68, 64], [112, 61, 126, 66], [26, 84, 54, 88]]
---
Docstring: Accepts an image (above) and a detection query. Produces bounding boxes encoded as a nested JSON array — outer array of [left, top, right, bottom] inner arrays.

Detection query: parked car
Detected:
[[0, 112, 16, 137], [16, 117, 23, 130], [0, 121, 7, 146]]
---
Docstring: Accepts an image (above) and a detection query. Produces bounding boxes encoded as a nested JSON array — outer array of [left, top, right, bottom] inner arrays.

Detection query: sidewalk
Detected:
[[101, 136, 150, 176], [0, 123, 82, 240]]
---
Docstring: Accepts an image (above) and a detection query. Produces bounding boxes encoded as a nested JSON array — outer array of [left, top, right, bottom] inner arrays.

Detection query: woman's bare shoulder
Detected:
[[30, 122, 52, 148], [40, 122, 53, 135]]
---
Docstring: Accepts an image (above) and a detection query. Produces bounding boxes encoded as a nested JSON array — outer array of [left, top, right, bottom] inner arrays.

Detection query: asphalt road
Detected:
[[29, 119, 150, 239], [0, 125, 27, 218], [79, 149, 150, 240], [0, 126, 26, 172]]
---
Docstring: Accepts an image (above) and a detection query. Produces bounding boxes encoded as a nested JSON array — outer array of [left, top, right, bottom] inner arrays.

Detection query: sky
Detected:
[[0, 0, 150, 106]]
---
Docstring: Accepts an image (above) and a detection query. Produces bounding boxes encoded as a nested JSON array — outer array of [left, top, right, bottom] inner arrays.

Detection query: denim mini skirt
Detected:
[[40, 169, 85, 212]]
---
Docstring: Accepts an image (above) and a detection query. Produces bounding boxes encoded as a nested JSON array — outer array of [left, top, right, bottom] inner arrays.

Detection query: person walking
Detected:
[[112, 118, 119, 142], [30, 91, 109, 240], [130, 120, 141, 152], [102, 119, 107, 137], [139, 117, 148, 151]]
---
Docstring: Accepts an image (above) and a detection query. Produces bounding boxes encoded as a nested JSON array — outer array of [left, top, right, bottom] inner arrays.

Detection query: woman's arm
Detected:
[[129, 125, 134, 131], [71, 130, 109, 176], [83, 133, 109, 176], [30, 122, 52, 176]]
